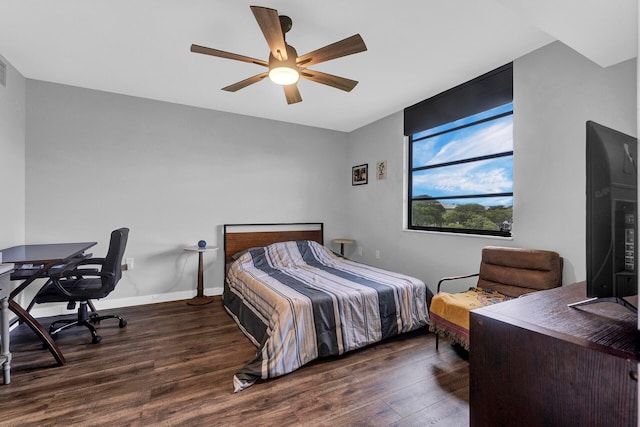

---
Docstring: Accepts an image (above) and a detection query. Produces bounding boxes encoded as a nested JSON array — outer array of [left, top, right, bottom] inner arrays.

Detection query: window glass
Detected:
[[409, 103, 513, 236], [412, 156, 513, 199]]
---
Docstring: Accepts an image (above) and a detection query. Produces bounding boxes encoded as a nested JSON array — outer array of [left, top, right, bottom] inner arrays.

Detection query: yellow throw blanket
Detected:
[[429, 287, 509, 350]]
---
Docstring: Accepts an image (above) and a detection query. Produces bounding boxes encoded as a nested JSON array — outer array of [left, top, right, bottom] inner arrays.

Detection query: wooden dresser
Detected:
[[469, 281, 638, 426]]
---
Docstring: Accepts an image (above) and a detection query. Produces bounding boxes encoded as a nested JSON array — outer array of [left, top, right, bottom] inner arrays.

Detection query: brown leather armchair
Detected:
[[429, 246, 563, 350]]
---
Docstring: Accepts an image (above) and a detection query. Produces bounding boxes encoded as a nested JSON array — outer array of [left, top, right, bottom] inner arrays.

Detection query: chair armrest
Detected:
[[48, 271, 115, 298], [48, 256, 105, 279], [75, 257, 106, 267], [46, 254, 93, 277], [62, 269, 113, 280], [437, 273, 479, 293]]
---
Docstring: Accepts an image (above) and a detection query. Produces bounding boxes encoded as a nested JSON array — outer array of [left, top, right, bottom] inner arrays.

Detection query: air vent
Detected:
[[0, 60, 5, 87]]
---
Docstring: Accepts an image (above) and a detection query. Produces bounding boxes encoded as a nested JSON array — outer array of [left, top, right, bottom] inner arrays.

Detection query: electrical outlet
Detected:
[[126, 258, 134, 270], [375, 250, 380, 259], [358, 246, 363, 256]]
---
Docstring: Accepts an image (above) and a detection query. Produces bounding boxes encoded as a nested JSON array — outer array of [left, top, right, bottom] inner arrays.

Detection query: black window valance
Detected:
[[403, 63, 513, 136]]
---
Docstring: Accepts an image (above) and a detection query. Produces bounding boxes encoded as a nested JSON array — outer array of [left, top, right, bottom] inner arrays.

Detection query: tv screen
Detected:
[[583, 121, 637, 310]]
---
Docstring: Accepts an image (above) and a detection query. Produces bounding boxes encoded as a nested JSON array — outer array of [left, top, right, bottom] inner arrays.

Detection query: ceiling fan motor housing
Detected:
[[279, 15, 293, 34]]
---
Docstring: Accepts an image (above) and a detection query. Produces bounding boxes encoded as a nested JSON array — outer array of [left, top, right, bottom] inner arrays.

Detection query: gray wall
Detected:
[[24, 82, 350, 310], [0, 54, 26, 248], [345, 41, 637, 293], [3, 40, 637, 314], [513, 42, 636, 285]]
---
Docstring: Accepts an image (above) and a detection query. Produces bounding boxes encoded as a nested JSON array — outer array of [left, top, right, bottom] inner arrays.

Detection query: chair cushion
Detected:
[[477, 246, 562, 297], [429, 287, 510, 350]]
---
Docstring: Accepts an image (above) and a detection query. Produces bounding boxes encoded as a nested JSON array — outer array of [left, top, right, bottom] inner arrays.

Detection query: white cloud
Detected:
[[428, 119, 513, 165], [413, 159, 512, 195]]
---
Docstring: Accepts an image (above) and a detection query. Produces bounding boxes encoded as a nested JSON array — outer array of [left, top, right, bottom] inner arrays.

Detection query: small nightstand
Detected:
[[184, 246, 219, 305], [331, 238, 355, 256]]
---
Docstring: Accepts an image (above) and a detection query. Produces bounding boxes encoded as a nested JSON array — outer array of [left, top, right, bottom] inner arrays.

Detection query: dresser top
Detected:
[[472, 281, 638, 359]]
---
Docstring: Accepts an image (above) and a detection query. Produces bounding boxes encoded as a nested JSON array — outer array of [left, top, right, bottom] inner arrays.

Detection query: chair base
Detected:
[[48, 302, 127, 344]]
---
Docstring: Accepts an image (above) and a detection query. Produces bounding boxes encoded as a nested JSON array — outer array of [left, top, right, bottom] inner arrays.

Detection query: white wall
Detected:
[[346, 41, 637, 293], [0, 54, 26, 249], [24, 81, 350, 310]]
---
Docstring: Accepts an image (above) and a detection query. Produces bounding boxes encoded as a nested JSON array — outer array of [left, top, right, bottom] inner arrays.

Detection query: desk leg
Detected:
[[1, 297, 10, 384], [187, 251, 214, 305], [9, 300, 66, 366]]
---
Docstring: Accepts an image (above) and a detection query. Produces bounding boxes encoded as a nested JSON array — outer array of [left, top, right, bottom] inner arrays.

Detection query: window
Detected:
[[404, 64, 513, 237]]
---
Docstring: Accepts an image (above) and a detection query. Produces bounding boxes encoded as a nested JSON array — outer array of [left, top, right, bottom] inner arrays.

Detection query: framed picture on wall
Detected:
[[376, 160, 387, 180], [352, 164, 368, 185]]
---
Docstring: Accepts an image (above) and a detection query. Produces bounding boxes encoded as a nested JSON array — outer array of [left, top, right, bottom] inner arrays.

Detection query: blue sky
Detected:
[[412, 103, 513, 207]]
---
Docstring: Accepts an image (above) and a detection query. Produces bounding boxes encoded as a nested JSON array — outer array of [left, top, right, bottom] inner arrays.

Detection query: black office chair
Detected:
[[32, 228, 129, 344]]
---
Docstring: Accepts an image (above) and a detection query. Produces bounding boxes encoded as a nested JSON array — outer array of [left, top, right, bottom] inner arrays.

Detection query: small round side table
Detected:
[[331, 238, 355, 256], [184, 246, 219, 305]]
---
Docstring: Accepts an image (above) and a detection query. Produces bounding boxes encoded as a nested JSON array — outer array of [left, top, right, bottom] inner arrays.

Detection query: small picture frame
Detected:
[[352, 164, 368, 185], [376, 161, 387, 180]]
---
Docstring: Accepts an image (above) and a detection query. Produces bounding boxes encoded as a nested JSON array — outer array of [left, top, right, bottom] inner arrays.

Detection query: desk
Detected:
[[184, 246, 218, 305], [1, 242, 97, 365], [0, 263, 13, 384]]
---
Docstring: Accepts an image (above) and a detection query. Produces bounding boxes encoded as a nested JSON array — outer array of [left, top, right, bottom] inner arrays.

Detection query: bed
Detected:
[[223, 223, 431, 392]]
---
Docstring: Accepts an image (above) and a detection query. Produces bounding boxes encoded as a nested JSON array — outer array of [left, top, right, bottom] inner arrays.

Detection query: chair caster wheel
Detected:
[[92, 335, 102, 344], [119, 319, 127, 328]]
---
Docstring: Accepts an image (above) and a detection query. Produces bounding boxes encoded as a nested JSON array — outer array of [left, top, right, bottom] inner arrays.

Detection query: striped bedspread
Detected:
[[224, 240, 430, 392]]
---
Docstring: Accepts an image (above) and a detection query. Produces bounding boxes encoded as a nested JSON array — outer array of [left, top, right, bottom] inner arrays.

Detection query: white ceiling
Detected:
[[0, 0, 636, 132]]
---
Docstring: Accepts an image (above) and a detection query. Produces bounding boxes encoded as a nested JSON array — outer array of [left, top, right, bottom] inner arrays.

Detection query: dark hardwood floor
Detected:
[[0, 297, 469, 426]]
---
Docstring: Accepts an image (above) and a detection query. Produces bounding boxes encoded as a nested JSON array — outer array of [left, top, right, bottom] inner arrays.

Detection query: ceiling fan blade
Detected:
[[297, 34, 367, 67], [250, 6, 288, 61], [222, 72, 269, 92], [191, 44, 268, 67], [300, 69, 359, 92], [283, 84, 302, 104]]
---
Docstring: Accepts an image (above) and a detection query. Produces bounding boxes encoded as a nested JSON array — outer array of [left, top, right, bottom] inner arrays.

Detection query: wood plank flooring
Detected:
[[0, 297, 469, 426]]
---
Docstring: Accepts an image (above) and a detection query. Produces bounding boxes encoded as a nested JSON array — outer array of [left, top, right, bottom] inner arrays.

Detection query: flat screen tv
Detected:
[[570, 121, 638, 312]]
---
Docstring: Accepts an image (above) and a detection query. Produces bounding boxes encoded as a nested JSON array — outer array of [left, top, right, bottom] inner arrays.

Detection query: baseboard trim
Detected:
[[28, 286, 224, 319]]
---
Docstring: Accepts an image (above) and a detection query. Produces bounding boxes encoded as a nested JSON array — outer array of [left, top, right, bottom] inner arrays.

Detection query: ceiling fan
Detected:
[[190, 5, 367, 104]]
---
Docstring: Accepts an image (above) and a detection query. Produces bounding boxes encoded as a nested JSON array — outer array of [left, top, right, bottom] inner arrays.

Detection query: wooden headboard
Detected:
[[223, 223, 324, 263]]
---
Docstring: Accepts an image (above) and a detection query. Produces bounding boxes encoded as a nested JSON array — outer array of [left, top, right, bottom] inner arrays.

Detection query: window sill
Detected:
[[402, 227, 514, 241]]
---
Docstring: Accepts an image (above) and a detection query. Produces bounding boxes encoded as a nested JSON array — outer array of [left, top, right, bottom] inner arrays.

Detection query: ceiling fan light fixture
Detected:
[[268, 43, 300, 86], [269, 66, 299, 85]]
